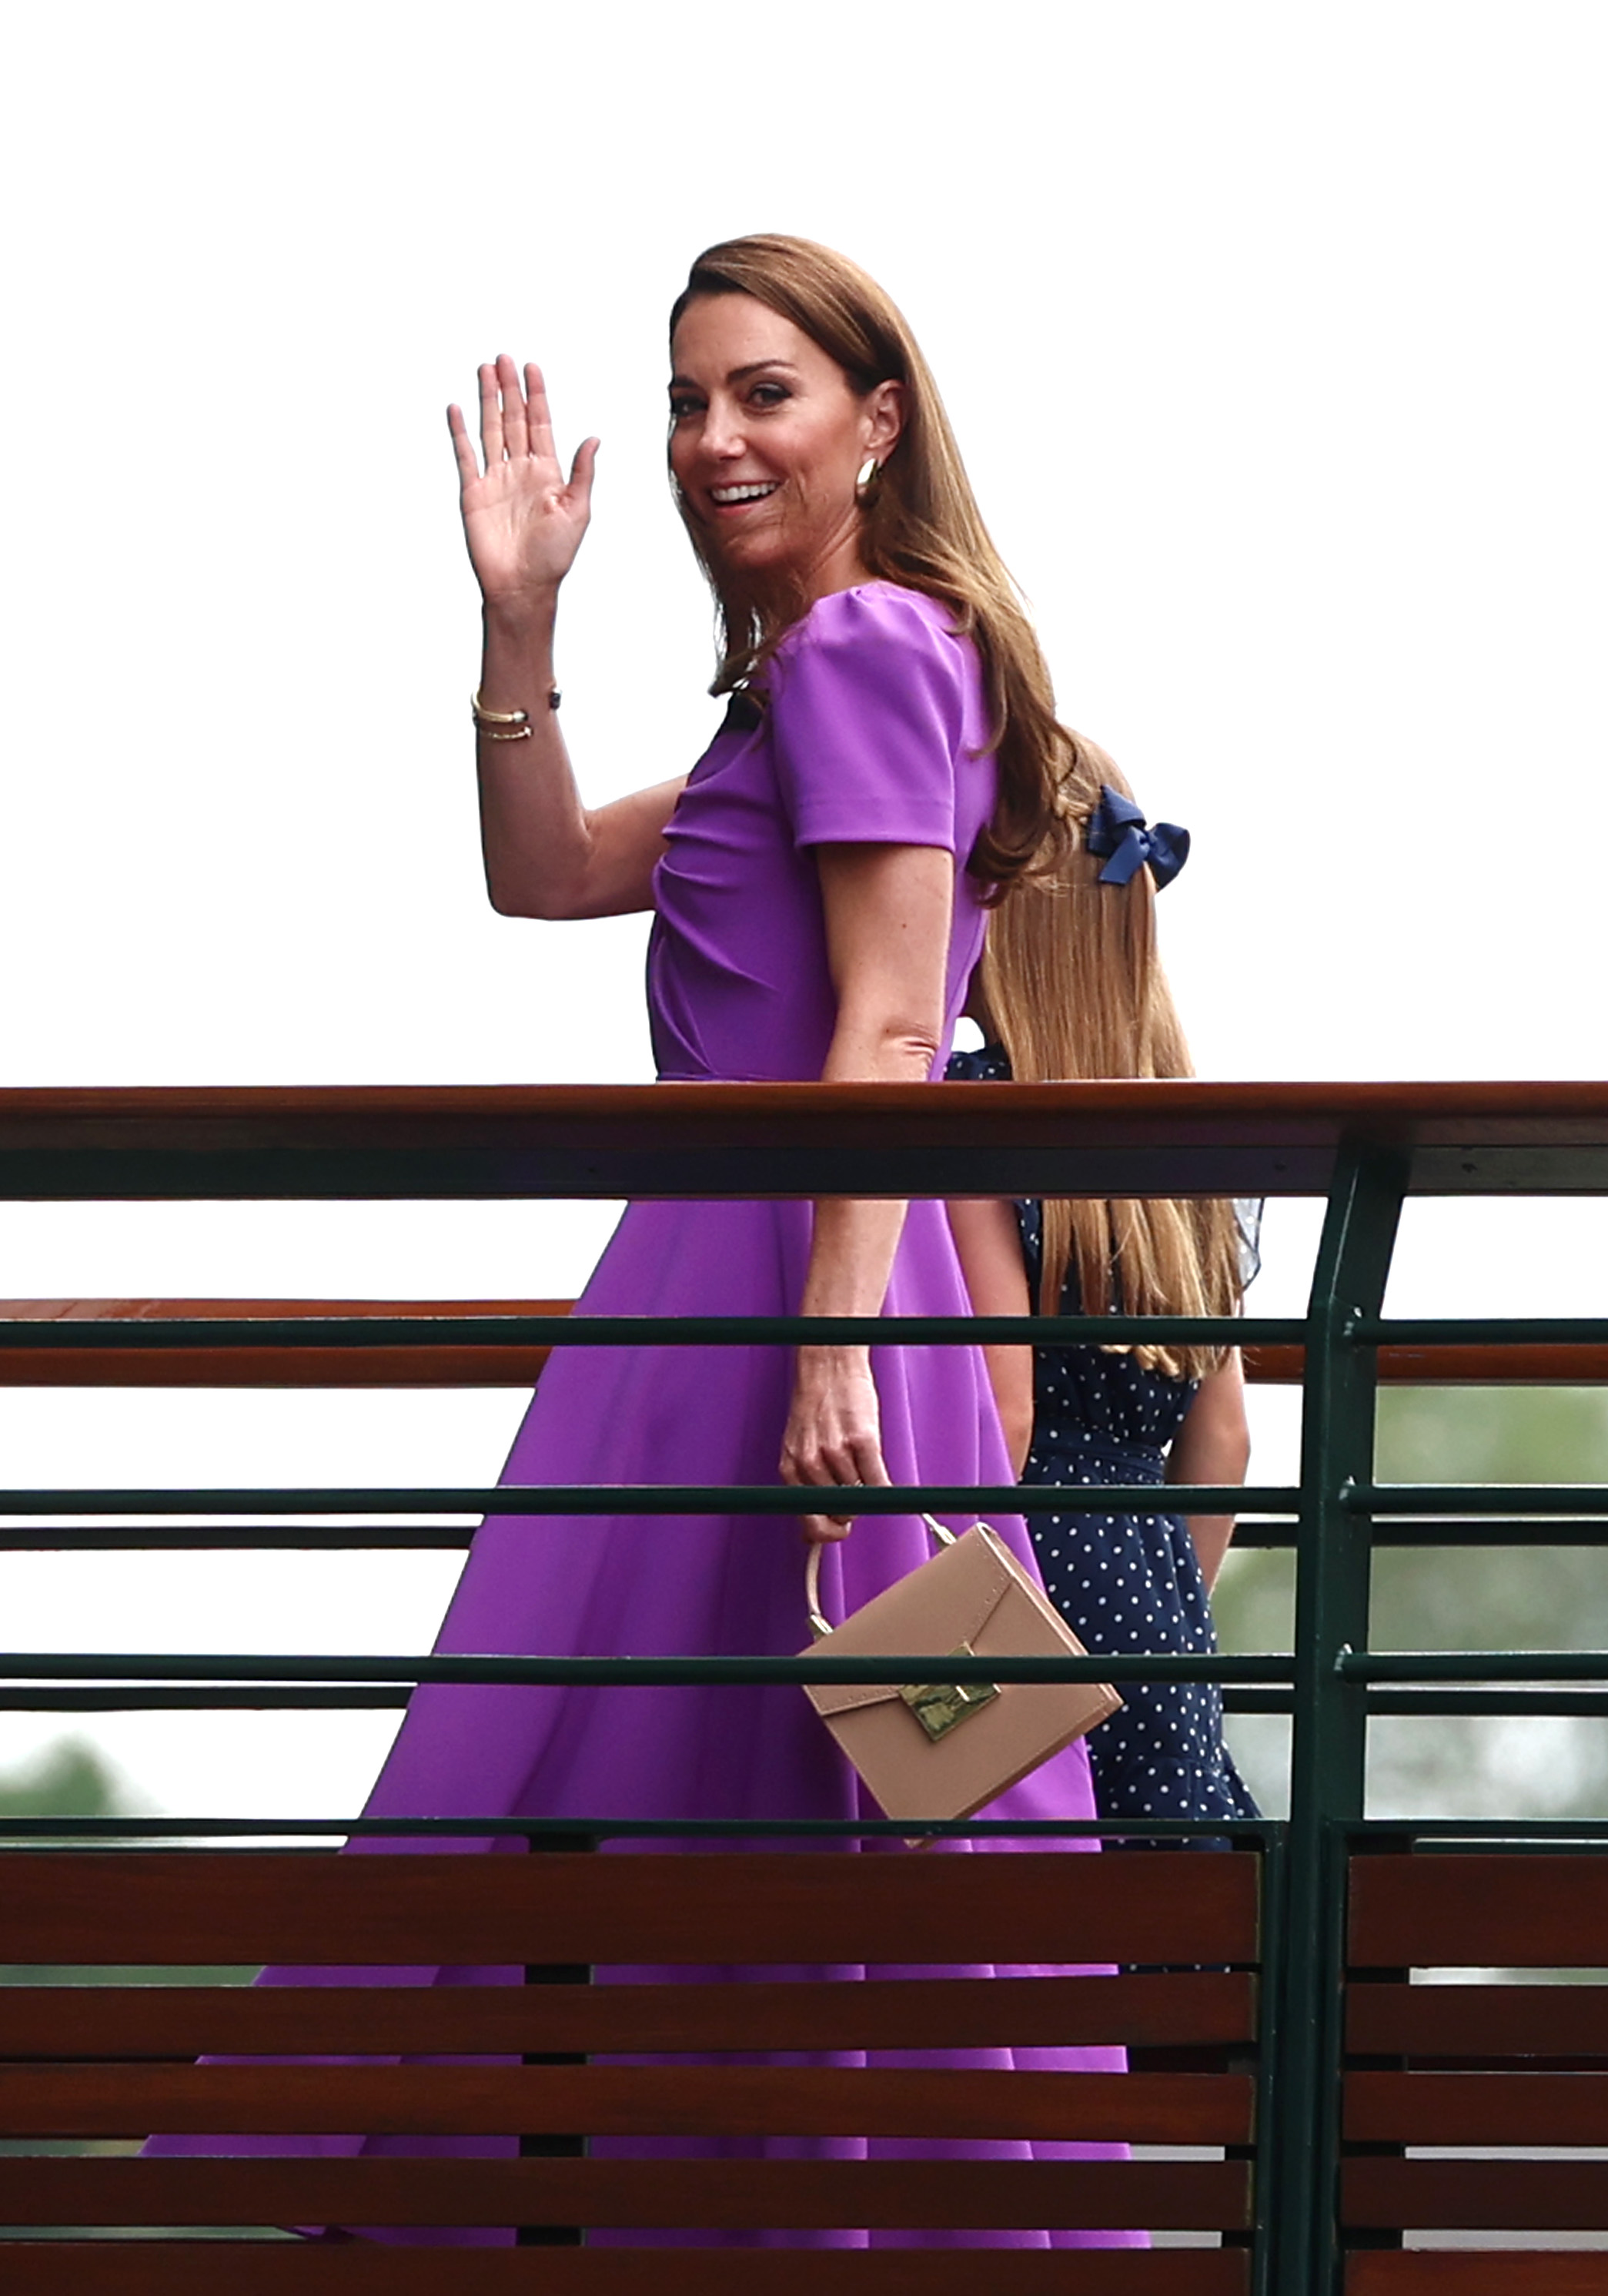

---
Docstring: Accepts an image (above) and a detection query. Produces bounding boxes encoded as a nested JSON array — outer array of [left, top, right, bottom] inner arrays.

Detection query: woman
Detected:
[[151, 236, 1141, 2251], [948, 750, 1259, 1839]]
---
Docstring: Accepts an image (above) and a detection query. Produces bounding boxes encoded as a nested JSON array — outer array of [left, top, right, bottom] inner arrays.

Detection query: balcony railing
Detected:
[[3, 1079, 1608, 2294]]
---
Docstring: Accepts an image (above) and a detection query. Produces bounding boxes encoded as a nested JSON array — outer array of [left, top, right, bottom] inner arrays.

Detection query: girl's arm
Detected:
[[1165, 1350, 1251, 1589], [451, 355, 684, 920], [945, 1199, 1035, 1476], [778, 842, 953, 1541]]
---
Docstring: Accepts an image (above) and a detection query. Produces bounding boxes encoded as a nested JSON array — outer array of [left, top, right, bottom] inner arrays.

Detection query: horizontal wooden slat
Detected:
[[1351, 1856, 1608, 1969], [1247, 1343, 1608, 1387], [0, 1853, 1260, 1968], [1348, 2070, 1608, 2144], [1349, 1982, 1608, 2059], [0, 1298, 568, 1390], [0, 2246, 1252, 2295], [0, 2064, 1252, 2144], [0, 2155, 1249, 2229], [1, 1972, 1257, 2058], [11, 1304, 1606, 1393], [1349, 2260, 1608, 2295], [1344, 2157, 1608, 2231]]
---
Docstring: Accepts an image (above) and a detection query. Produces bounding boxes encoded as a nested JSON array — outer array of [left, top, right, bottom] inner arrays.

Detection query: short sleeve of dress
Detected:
[[769, 585, 968, 852]]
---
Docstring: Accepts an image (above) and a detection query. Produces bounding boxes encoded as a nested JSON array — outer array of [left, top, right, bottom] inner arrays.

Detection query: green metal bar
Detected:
[[0, 1813, 1282, 1842], [1347, 1482, 1608, 1514], [22, 1684, 1608, 1715], [1336, 1819, 1608, 1844], [0, 1311, 1300, 1350], [0, 1525, 489, 1549], [1272, 1143, 1407, 2296], [0, 1649, 1292, 1685], [1249, 1826, 1285, 2296], [0, 1685, 1300, 1713], [1341, 1649, 1608, 1681], [8, 1476, 1599, 1523], [0, 1688, 418, 1710], [14, 1304, 1608, 1351], [1235, 1518, 1608, 1548], [1354, 1316, 1608, 1344], [1364, 1689, 1608, 1714], [0, 1481, 1296, 1516], [52, 1511, 1608, 1553]]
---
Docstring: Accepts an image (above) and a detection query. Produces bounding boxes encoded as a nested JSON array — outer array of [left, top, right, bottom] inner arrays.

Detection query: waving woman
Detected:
[[151, 234, 1143, 2253]]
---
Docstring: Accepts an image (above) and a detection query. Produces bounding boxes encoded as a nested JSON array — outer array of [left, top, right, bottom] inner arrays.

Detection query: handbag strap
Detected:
[[804, 1513, 960, 1641]]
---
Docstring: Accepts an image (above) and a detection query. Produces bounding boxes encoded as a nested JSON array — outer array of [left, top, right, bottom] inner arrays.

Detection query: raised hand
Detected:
[[447, 356, 599, 612]]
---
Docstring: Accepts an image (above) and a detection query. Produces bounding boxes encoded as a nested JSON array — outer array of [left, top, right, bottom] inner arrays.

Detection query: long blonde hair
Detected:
[[978, 741, 1244, 1380], [669, 233, 1078, 894]]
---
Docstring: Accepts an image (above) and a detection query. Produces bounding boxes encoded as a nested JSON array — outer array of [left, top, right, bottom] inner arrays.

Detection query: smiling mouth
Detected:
[[710, 481, 781, 507]]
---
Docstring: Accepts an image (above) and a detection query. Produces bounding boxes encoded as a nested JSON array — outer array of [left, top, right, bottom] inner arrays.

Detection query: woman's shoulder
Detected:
[[771, 584, 977, 753], [781, 581, 970, 673]]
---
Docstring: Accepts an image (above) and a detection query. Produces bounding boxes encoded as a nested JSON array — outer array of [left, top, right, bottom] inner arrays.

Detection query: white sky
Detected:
[[1, 1, 1605, 1817]]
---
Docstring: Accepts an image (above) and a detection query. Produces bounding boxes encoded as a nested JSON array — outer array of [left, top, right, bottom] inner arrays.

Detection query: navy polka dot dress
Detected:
[[948, 1044, 1259, 1837]]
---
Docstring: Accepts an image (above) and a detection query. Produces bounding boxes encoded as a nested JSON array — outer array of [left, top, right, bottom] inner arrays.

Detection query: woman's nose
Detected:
[[700, 398, 747, 460]]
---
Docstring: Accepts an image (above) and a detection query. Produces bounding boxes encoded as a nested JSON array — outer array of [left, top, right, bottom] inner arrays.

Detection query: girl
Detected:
[[948, 746, 1260, 1838]]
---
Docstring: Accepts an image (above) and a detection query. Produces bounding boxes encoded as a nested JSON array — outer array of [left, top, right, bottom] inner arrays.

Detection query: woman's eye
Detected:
[[668, 397, 702, 422], [750, 383, 789, 408]]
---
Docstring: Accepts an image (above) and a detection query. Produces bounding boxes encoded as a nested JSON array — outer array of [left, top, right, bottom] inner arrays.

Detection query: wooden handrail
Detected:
[[4, 1077, 1608, 1199], [6, 1077, 1608, 1120], [2, 1302, 1605, 1387]]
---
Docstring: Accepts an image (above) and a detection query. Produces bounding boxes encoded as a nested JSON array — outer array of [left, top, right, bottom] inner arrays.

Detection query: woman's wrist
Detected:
[[794, 1342, 872, 1377], [481, 587, 561, 645]]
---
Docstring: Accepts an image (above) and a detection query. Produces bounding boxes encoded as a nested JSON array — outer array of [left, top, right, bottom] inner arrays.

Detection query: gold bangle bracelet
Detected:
[[470, 688, 527, 727], [471, 684, 560, 728], [482, 723, 535, 742]]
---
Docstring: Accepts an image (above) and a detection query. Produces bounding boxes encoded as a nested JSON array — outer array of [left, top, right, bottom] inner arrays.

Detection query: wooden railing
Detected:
[[5, 1079, 1608, 2293]]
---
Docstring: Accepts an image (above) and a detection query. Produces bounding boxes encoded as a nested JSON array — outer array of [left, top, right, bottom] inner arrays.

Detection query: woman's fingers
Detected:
[[460, 358, 587, 510], [846, 1431, 892, 1487], [446, 403, 480, 486], [780, 1347, 886, 1538], [780, 1434, 887, 1533], [802, 1512, 854, 1545], [568, 434, 600, 508], [524, 363, 557, 469], [477, 362, 506, 467], [496, 353, 529, 458]]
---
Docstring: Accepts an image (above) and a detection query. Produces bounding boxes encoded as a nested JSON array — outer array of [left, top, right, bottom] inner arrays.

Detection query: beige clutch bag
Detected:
[[800, 1514, 1122, 1825]]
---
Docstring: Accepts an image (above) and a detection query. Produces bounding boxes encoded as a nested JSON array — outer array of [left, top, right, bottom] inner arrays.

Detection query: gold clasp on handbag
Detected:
[[899, 1643, 1001, 1742]]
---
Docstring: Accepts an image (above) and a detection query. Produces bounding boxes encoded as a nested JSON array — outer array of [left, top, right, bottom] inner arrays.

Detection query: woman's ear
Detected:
[[864, 378, 906, 463]]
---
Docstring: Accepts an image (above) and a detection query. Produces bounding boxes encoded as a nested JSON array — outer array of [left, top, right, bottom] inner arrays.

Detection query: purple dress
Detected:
[[151, 583, 1138, 2251]]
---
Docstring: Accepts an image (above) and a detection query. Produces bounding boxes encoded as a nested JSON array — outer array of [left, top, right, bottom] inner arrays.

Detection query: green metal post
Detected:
[[1267, 1144, 1406, 2296]]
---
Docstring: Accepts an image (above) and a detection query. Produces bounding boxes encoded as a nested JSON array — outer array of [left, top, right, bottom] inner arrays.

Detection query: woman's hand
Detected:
[[780, 1344, 891, 1545], [447, 355, 599, 613]]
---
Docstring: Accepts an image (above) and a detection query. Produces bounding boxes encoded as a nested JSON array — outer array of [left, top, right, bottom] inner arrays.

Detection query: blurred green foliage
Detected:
[[0, 1738, 250, 1992], [1215, 1385, 1608, 1819], [0, 1736, 124, 1824]]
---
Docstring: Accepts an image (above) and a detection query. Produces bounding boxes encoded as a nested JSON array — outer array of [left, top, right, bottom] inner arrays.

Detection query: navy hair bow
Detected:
[[1085, 785, 1191, 890]]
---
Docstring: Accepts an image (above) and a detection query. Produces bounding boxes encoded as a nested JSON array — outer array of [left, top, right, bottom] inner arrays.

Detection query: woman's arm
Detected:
[[1164, 1350, 1251, 1590], [945, 1199, 1035, 1476], [778, 841, 953, 1540], [451, 356, 683, 919]]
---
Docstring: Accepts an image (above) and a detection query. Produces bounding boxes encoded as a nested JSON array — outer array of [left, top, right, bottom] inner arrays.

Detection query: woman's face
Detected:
[[668, 293, 902, 601]]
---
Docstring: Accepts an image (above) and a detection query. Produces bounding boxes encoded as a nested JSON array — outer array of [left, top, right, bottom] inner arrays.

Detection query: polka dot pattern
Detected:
[[947, 1044, 1259, 1832]]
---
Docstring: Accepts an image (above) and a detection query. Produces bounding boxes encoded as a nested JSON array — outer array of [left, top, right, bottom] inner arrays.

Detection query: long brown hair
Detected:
[[669, 233, 1077, 893], [977, 741, 1245, 1380]]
